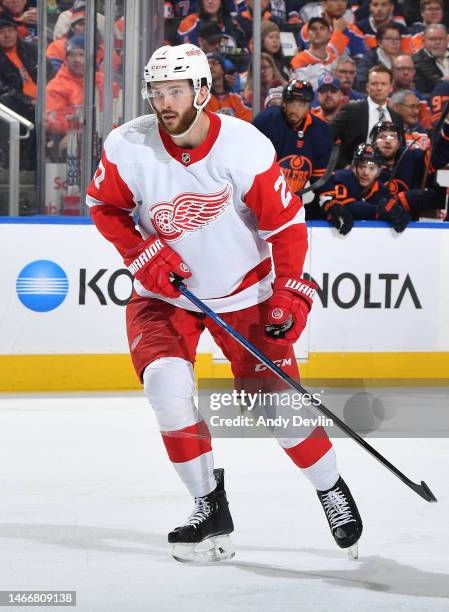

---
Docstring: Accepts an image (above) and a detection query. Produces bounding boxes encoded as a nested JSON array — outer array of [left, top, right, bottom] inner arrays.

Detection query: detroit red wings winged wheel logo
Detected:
[[149, 184, 232, 241]]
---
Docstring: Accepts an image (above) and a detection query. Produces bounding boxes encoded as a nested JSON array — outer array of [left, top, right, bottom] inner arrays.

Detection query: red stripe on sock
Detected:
[[161, 421, 212, 463], [283, 426, 332, 468]]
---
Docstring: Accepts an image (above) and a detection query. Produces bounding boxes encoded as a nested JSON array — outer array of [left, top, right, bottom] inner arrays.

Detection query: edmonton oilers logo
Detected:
[[16, 260, 69, 312]]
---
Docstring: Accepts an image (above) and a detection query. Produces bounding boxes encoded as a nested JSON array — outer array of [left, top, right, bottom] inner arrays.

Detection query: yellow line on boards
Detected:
[[0, 352, 448, 392]]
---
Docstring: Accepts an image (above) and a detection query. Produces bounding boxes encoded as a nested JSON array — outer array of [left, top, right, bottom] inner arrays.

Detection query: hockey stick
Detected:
[[174, 280, 437, 503], [297, 140, 341, 196], [387, 136, 420, 184]]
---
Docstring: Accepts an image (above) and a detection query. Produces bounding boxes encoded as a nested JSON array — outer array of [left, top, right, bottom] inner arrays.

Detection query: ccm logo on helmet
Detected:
[[186, 49, 201, 56]]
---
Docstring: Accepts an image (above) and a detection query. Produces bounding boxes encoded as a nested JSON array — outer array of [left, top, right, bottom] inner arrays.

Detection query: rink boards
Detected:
[[1, 218, 449, 391]]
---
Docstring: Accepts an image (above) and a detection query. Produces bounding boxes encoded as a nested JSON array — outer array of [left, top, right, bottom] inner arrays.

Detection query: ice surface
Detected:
[[0, 393, 447, 612]]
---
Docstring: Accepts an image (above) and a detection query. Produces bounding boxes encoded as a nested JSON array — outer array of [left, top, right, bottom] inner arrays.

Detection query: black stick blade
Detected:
[[411, 481, 438, 503]]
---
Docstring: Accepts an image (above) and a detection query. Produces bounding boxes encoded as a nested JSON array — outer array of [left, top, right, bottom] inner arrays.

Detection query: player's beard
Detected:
[[156, 105, 197, 136], [379, 146, 396, 161]]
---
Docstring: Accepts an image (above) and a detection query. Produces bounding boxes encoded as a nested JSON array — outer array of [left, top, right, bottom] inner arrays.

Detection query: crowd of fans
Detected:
[[0, 0, 448, 227]]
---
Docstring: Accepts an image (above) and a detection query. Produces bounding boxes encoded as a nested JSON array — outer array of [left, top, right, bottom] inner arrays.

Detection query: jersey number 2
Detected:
[[274, 173, 292, 208]]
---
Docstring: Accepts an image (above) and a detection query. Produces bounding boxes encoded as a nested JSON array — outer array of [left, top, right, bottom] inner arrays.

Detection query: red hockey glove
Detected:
[[265, 277, 316, 345], [124, 235, 191, 298]]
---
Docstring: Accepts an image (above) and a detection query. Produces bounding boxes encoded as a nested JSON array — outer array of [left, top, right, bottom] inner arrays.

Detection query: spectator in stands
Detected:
[[165, 1, 199, 19], [261, 0, 303, 25], [206, 52, 252, 120], [410, 0, 444, 53], [45, 35, 118, 140], [355, 22, 403, 92], [391, 54, 431, 128], [312, 72, 344, 122], [253, 79, 332, 217], [178, 0, 246, 49], [413, 24, 449, 94], [319, 142, 411, 233], [237, 1, 283, 43], [0, 0, 36, 41], [298, 0, 366, 60], [357, 0, 411, 52], [429, 80, 449, 126], [244, 51, 286, 109], [47, 9, 121, 75], [353, 0, 406, 24], [198, 21, 243, 92], [0, 14, 36, 117], [333, 56, 365, 103], [261, 20, 291, 82], [389, 89, 430, 148], [332, 64, 404, 167], [47, 10, 85, 72], [198, 19, 223, 52], [53, 1, 105, 41], [291, 16, 347, 88], [0, 14, 54, 169], [263, 84, 283, 108]]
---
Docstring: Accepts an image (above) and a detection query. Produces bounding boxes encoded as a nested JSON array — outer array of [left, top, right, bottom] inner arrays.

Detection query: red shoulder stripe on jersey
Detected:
[[159, 111, 221, 165]]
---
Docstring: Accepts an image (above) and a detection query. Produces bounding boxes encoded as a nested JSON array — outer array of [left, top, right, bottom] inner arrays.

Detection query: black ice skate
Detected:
[[168, 468, 235, 563], [317, 476, 363, 559]]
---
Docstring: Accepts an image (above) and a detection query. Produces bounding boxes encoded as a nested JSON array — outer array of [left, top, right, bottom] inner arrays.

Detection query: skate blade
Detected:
[[346, 543, 358, 560], [172, 534, 235, 563]]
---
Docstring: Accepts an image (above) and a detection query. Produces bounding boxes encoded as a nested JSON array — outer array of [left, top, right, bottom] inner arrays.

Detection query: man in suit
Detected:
[[331, 64, 404, 167], [413, 24, 449, 95]]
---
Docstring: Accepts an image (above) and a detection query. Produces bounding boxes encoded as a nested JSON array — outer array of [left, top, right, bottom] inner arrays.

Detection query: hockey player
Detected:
[[370, 121, 444, 216], [253, 79, 332, 218], [370, 121, 426, 193], [319, 142, 411, 234], [86, 43, 362, 562], [431, 112, 449, 169]]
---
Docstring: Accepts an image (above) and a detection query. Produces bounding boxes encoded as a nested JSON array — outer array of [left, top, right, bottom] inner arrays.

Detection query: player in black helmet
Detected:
[[253, 79, 333, 217], [369, 121, 426, 193], [282, 79, 314, 103], [370, 121, 445, 217], [319, 142, 411, 233]]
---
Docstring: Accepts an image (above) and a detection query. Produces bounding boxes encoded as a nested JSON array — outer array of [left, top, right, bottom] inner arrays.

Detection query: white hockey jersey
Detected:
[[87, 111, 307, 313]]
